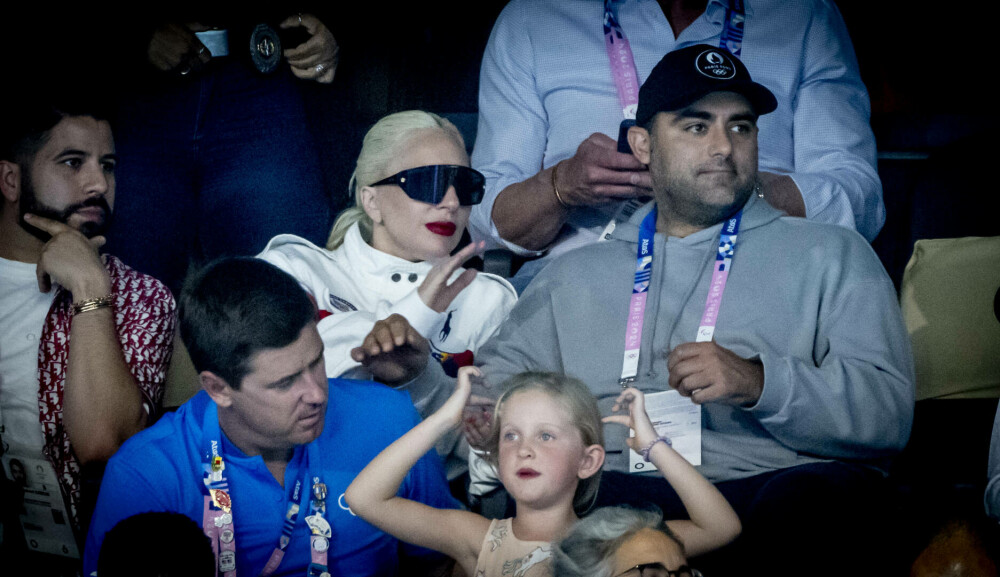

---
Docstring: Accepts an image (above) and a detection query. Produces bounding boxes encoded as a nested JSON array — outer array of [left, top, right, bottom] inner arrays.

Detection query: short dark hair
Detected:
[[98, 512, 214, 577], [179, 257, 316, 389], [0, 95, 113, 165]]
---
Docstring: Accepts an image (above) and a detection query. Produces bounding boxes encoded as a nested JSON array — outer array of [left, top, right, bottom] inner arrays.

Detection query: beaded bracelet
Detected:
[[72, 295, 113, 315], [639, 436, 672, 462]]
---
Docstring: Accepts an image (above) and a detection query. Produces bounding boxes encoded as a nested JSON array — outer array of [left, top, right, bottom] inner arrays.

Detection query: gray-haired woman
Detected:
[[553, 507, 701, 577]]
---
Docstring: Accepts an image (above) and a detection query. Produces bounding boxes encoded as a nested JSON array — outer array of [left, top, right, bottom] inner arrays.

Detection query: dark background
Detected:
[[3, 2, 997, 567], [2, 0, 993, 346]]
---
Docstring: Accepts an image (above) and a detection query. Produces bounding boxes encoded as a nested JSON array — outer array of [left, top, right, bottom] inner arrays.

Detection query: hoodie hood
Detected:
[[608, 193, 786, 246]]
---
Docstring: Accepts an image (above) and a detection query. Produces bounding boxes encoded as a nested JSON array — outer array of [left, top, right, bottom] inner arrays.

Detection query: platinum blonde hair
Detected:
[[484, 372, 604, 516], [325, 110, 465, 250], [552, 507, 683, 577]]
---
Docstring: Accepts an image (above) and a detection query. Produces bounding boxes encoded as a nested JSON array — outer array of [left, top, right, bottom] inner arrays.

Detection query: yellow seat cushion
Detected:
[[901, 237, 1000, 400]]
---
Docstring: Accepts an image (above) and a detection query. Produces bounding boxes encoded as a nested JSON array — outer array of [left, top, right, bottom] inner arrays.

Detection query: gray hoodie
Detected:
[[473, 195, 914, 482]]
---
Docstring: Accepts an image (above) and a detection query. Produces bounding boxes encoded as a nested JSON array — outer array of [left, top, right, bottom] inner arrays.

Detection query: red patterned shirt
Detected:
[[36, 254, 176, 530]]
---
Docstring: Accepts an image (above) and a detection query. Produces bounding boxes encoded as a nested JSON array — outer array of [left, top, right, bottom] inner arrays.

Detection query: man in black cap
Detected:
[[470, 0, 883, 295], [469, 45, 914, 573]]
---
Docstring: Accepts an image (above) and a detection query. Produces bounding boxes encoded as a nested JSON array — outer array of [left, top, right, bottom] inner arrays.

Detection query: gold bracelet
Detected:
[[72, 295, 114, 315], [551, 162, 570, 208]]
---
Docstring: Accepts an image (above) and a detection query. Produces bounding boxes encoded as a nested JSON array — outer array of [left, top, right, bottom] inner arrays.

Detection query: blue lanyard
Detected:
[[720, 0, 746, 56], [201, 402, 330, 577]]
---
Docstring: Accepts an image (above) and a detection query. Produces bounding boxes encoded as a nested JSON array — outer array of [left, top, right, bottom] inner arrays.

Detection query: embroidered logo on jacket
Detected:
[[328, 293, 358, 312], [439, 310, 456, 341], [430, 345, 474, 378]]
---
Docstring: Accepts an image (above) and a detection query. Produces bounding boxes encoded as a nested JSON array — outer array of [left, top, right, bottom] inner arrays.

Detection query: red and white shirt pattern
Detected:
[[36, 255, 176, 529]]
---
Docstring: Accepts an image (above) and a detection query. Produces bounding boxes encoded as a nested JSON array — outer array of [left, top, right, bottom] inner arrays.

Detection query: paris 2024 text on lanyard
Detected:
[[602, 0, 747, 472], [622, 208, 742, 473]]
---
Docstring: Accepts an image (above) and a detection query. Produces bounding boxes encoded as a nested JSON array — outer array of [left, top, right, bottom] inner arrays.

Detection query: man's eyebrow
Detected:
[[53, 150, 118, 162], [53, 148, 90, 159], [671, 108, 713, 123], [266, 372, 299, 389], [670, 108, 758, 124], [265, 348, 324, 388], [730, 113, 759, 123]]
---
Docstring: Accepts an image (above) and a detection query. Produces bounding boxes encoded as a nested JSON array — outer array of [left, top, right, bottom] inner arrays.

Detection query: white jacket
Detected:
[[258, 224, 517, 382]]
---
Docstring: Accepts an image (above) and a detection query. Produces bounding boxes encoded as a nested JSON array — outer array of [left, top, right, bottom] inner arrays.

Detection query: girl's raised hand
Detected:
[[434, 365, 482, 428], [602, 387, 659, 452]]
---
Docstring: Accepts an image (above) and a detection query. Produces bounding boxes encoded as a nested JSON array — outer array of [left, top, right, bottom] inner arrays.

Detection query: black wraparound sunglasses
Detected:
[[370, 165, 485, 206]]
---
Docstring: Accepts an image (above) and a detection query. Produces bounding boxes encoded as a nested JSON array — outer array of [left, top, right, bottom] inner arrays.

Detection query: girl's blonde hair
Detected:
[[325, 110, 465, 250], [484, 372, 604, 516]]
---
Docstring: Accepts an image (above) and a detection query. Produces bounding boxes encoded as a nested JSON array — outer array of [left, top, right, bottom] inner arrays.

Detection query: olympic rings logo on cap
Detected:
[[695, 50, 736, 79]]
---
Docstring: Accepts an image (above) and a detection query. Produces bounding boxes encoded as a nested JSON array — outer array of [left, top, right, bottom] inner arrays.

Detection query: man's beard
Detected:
[[18, 169, 113, 242], [687, 175, 757, 228], [659, 171, 757, 232]]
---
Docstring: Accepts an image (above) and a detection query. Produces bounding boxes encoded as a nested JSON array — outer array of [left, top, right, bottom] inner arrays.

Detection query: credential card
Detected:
[[2, 453, 80, 559], [628, 390, 701, 473]]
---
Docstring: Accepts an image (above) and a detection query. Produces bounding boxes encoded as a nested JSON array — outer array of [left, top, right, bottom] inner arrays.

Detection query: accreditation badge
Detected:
[[2, 453, 80, 559]]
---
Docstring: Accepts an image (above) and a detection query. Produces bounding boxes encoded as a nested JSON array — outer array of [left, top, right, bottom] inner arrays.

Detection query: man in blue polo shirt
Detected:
[[84, 258, 457, 576]]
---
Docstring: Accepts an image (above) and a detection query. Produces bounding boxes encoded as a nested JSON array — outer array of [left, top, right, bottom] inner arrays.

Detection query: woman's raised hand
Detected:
[[417, 241, 484, 313]]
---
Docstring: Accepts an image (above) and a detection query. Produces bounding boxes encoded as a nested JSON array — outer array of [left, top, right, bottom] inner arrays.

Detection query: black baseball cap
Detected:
[[635, 44, 777, 126]]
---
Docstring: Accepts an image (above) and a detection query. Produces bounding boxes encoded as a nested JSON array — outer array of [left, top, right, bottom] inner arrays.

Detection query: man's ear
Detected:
[[627, 126, 652, 166], [360, 186, 382, 224], [200, 371, 236, 408], [578, 444, 606, 480], [0, 161, 21, 204]]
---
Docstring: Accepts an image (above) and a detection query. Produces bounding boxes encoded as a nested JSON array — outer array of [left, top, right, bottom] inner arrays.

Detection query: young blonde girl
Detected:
[[345, 368, 740, 576]]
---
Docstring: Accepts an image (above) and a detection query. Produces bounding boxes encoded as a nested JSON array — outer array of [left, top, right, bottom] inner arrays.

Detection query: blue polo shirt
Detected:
[[84, 379, 458, 576]]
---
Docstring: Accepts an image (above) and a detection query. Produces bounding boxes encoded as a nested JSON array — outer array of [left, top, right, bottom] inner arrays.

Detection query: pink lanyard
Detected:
[[602, 0, 748, 118], [603, 0, 641, 121], [606, 1, 747, 385]]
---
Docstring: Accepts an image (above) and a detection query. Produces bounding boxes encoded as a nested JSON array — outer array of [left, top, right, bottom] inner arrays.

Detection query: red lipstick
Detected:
[[426, 222, 457, 236]]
